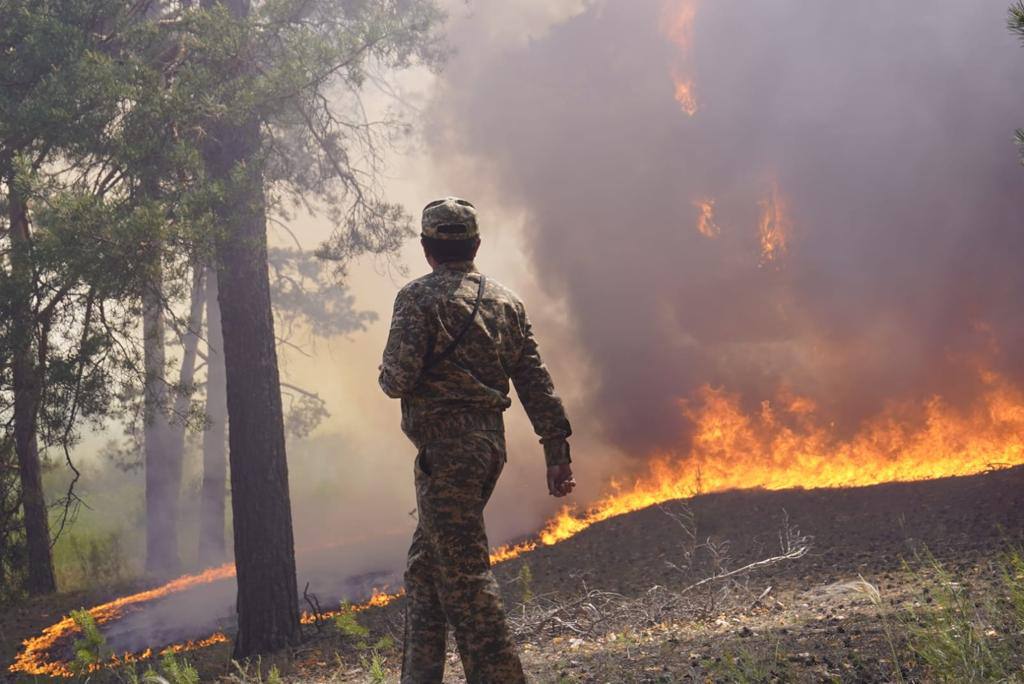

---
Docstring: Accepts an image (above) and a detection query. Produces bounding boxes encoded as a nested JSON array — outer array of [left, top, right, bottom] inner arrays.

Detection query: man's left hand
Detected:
[[547, 464, 575, 498]]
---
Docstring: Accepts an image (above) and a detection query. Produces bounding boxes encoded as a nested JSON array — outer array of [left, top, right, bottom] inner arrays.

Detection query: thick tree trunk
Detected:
[[198, 268, 228, 567], [143, 264, 181, 576], [202, 0, 300, 656], [6, 175, 57, 595]]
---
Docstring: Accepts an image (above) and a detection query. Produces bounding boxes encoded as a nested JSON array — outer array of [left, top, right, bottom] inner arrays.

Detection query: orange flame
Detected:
[[10, 563, 235, 677], [537, 375, 1024, 548], [660, 0, 700, 115], [693, 198, 719, 237], [13, 370, 1024, 677], [758, 182, 791, 265]]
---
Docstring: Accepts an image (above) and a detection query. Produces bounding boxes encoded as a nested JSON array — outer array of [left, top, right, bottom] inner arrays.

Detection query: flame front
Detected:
[[537, 374, 1024, 548], [10, 563, 235, 677]]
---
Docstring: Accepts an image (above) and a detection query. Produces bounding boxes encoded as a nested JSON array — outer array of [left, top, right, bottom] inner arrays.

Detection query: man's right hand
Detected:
[[547, 464, 575, 498]]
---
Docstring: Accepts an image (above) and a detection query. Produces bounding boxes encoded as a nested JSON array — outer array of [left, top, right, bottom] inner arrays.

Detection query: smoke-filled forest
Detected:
[[3, 0, 1024, 682]]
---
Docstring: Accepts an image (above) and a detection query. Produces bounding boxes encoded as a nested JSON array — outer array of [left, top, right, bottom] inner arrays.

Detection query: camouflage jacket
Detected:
[[379, 261, 572, 466]]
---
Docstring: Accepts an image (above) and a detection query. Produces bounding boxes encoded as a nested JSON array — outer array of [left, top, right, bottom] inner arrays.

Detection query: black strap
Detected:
[[423, 275, 487, 373]]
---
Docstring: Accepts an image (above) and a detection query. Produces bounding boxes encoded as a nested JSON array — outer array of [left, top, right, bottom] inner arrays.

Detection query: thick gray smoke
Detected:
[[427, 0, 1024, 454]]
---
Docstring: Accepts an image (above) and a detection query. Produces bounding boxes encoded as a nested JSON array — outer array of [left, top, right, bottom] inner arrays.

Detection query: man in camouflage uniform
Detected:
[[380, 197, 575, 683]]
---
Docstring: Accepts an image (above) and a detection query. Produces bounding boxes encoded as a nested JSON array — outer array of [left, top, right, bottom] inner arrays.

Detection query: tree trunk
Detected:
[[198, 267, 228, 567], [203, 0, 300, 657], [143, 262, 181, 576], [166, 265, 205, 485], [6, 174, 57, 595]]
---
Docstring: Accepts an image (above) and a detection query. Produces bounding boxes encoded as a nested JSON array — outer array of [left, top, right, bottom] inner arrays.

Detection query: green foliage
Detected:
[[360, 649, 388, 684], [519, 562, 534, 604], [900, 550, 1024, 683], [334, 603, 371, 642], [2, 0, 445, 607], [1010, 1, 1024, 42], [225, 657, 287, 684], [55, 530, 127, 590], [334, 603, 396, 680], [159, 653, 201, 684], [119, 656, 199, 684], [373, 635, 396, 651], [1003, 549, 1024, 630], [905, 562, 1004, 681], [118, 663, 163, 684], [70, 609, 111, 675]]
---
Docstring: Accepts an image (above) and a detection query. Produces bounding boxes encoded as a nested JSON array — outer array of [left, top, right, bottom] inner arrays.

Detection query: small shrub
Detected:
[[360, 649, 387, 684], [334, 603, 370, 643], [334, 603, 395, 681], [70, 609, 111, 675], [117, 663, 165, 684], [225, 656, 282, 683], [159, 653, 200, 684]]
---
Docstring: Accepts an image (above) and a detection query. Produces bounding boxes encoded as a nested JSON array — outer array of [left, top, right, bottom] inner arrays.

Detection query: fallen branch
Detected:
[[675, 537, 809, 595]]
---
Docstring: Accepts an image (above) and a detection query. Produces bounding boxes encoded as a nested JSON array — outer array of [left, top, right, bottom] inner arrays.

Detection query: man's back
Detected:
[[380, 260, 571, 461]]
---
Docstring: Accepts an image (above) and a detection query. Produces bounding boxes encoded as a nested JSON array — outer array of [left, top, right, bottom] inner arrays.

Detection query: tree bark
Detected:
[[6, 173, 57, 595], [198, 267, 228, 567], [203, 0, 300, 657], [143, 262, 181, 576]]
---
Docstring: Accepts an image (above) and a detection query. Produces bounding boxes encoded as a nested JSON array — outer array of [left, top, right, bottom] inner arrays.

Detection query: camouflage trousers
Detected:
[[401, 430, 526, 684]]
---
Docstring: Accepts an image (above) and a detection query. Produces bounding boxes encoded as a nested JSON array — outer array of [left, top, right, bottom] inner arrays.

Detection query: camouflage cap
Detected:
[[421, 197, 479, 240]]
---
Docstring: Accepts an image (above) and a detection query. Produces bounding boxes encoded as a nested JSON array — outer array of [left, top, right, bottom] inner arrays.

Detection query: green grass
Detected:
[[900, 549, 1024, 683]]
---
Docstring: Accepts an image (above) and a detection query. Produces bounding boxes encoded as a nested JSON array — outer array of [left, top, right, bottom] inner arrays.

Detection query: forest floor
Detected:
[[4, 465, 1024, 683]]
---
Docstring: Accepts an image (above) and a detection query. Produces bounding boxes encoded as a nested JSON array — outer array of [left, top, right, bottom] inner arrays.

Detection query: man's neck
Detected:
[[434, 260, 476, 273]]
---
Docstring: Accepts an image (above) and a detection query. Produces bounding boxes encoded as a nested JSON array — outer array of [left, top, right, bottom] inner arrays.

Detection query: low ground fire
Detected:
[[12, 369, 1024, 677]]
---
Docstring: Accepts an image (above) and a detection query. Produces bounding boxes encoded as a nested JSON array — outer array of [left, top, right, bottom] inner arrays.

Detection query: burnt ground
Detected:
[[4, 466, 1024, 683]]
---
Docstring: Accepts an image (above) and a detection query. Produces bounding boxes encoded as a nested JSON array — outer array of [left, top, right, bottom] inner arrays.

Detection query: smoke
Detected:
[[425, 0, 1024, 454]]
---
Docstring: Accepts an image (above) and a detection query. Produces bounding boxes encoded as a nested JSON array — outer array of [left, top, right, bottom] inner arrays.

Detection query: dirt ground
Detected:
[[4, 466, 1024, 683]]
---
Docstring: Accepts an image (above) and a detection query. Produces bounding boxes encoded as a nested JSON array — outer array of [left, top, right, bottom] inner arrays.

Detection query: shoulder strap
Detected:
[[423, 274, 487, 374]]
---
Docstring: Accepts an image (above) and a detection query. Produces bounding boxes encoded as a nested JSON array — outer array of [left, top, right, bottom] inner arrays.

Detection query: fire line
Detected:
[[11, 374, 1024, 677]]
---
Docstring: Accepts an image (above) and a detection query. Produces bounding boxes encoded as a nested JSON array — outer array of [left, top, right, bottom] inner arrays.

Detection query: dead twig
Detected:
[[303, 581, 326, 633]]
